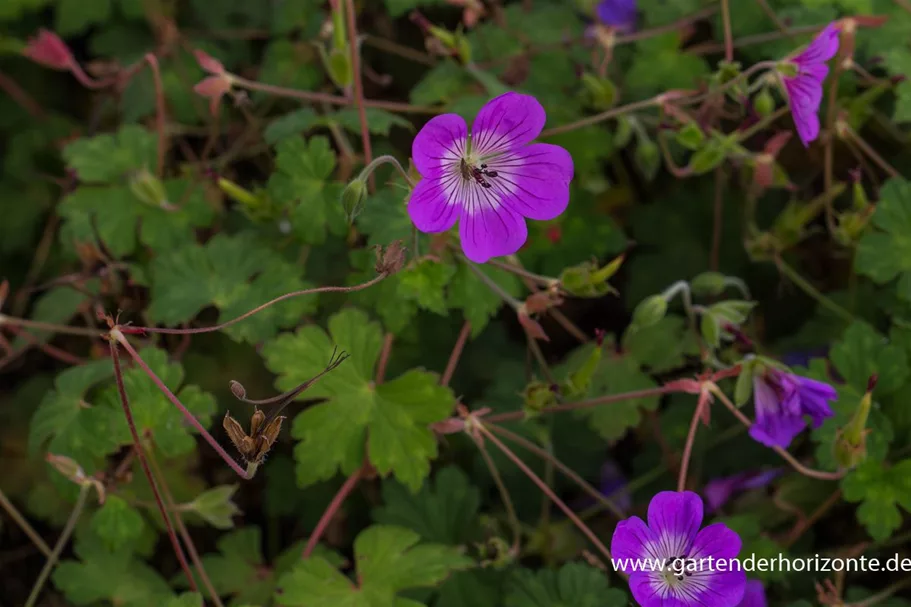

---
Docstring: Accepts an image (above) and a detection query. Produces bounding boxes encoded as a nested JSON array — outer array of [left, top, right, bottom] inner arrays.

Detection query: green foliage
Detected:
[[505, 562, 626, 607], [842, 459, 911, 541], [275, 524, 473, 606], [263, 308, 455, 490], [91, 495, 146, 551], [856, 178, 911, 300]]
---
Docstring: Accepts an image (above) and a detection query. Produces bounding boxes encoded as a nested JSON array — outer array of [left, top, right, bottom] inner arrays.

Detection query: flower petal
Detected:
[[647, 491, 704, 554], [471, 92, 546, 155], [684, 569, 747, 607], [488, 143, 573, 221], [628, 572, 678, 607], [739, 580, 768, 607], [412, 114, 468, 178], [794, 376, 837, 428], [689, 522, 742, 561], [611, 516, 659, 571], [458, 196, 527, 263], [795, 23, 840, 66], [749, 408, 807, 448], [597, 0, 637, 31], [407, 177, 460, 233]]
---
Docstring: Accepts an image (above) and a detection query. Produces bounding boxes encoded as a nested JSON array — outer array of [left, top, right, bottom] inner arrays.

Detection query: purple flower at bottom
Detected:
[[704, 469, 782, 512], [611, 491, 746, 607], [781, 23, 840, 147], [738, 580, 767, 607], [407, 92, 573, 263], [750, 369, 837, 448], [597, 0, 637, 32]]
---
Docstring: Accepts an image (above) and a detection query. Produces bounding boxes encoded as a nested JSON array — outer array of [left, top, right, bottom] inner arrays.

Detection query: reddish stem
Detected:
[[344, 0, 374, 191], [3, 325, 86, 366], [112, 330, 251, 479], [303, 466, 364, 559], [676, 396, 705, 492], [484, 385, 676, 423], [376, 333, 394, 384], [0, 70, 45, 118], [144, 54, 167, 177], [132, 273, 388, 335], [109, 341, 198, 591], [441, 320, 471, 386], [476, 423, 618, 567]]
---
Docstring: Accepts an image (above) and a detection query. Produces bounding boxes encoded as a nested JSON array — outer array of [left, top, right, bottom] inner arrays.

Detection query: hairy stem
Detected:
[[774, 256, 853, 323], [676, 396, 705, 492], [303, 466, 363, 558], [376, 333, 394, 384], [24, 484, 90, 607], [485, 385, 676, 423], [110, 341, 198, 591], [473, 434, 522, 555], [442, 320, 471, 386], [0, 314, 101, 337]]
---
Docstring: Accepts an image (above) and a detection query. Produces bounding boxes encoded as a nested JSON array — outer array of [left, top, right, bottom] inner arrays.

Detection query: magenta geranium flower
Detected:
[[704, 469, 782, 512], [738, 580, 767, 607], [597, 0, 637, 32], [780, 23, 840, 147], [750, 369, 836, 448], [407, 92, 573, 263], [611, 491, 746, 607]]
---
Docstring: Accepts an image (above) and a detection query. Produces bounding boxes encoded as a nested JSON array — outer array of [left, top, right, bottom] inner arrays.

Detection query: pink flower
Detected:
[[781, 23, 840, 147], [23, 29, 75, 71]]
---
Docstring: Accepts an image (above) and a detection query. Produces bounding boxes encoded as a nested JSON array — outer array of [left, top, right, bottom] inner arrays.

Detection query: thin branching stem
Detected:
[[344, 0, 374, 192], [303, 466, 363, 559], [442, 320, 471, 386], [485, 385, 676, 423], [24, 484, 89, 607], [473, 434, 522, 556], [110, 341, 198, 591], [0, 488, 52, 557]]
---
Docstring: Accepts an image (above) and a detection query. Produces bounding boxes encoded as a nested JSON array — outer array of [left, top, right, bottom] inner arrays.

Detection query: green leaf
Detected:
[[29, 360, 119, 466], [91, 495, 146, 551], [559, 346, 661, 440], [448, 263, 522, 337], [829, 321, 908, 395], [262, 308, 456, 491], [330, 108, 413, 137], [257, 39, 322, 95], [56, 0, 112, 35], [373, 466, 481, 545], [59, 179, 215, 258], [99, 348, 217, 458], [675, 122, 705, 151], [383, 0, 446, 18], [355, 188, 415, 247], [856, 178, 911, 301], [410, 60, 474, 106], [842, 459, 911, 541], [275, 524, 473, 605], [348, 249, 420, 334], [622, 316, 699, 373], [62, 125, 157, 184], [12, 281, 99, 347], [397, 258, 457, 315], [505, 562, 625, 607], [263, 108, 322, 144], [185, 485, 241, 529], [53, 537, 173, 606], [146, 233, 318, 342], [267, 135, 346, 244], [625, 33, 710, 99], [165, 593, 204, 607], [687, 138, 728, 175]]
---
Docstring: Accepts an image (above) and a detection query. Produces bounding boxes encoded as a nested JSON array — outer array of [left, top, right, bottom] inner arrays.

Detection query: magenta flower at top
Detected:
[[408, 92, 573, 263], [597, 0, 637, 32], [611, 491, 746, 607], [750, 368, 837, 448], [738, 581, 767, 607], [780, 23, 840, 147]]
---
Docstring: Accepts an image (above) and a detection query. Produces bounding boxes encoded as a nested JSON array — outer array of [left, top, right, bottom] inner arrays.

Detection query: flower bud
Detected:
[[229, 380, 246, 399], [23, 30, 74, 71], [341, 178, 368, 224], [631, 295, 667, 329], [754, 88, 775, 117], [690, 272, 727, 297], [562, 344, 602, 399], [326, 48, 352, 89], [581, 73, 617, 110], [128, 168, 170, 209], [374, 240, 407, 275], [46, 453, 86, 484], [524, 381, 558, 416]]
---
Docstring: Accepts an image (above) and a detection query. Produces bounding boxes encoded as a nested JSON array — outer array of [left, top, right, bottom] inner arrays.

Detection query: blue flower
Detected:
[[596, 0, 637, 32], [750, 369, 837, 448]]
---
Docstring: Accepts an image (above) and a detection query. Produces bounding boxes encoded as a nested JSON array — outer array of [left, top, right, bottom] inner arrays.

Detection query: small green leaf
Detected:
[[447, 263, 522, 337], [373, 466, 481, 545], [91, 495, 146, 551], [262, 308, 455, 491], [829, 321, 908, 395], [410, 60, 474, 106], [275, 525, 473, 605], [397, 258, 457, 315], [675, 122, 705, 150], [855, 178, 911, 301], [700, 312, 721, 348], [185, 485, 241, 529], [505, 562, 625, 607], [842, 459, 911, 541], [634, 139, 660, 182], [687, 138, 727, 175], [62, 125, 157, 184]]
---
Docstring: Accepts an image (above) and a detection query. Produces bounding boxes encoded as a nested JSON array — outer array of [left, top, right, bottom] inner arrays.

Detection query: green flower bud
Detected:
[[631, 295, 667, 329], [754, 88, 775, 117], [690, 272, 728, 297], [523, 381, 558, 416], [581, 73, 617, 110], [129, 168, 169, 209], [341, 178, 369, 224], [327, 48, 352, 89], [776, 61, 799, 78]]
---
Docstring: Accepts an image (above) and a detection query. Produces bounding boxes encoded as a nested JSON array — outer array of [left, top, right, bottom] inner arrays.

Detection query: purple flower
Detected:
[[704, 469, 782, 512], [611, 491, 746, 607], [750, 369, 837, 448], [600, 460, 632, 511], [597, 0, 637, 32], [738, 580, 767, 607], [781, 23, 840, 147], [407, 92, 573, 263]]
